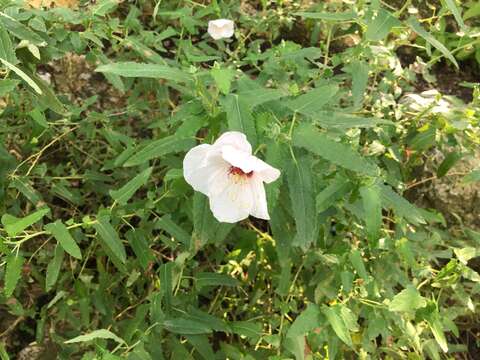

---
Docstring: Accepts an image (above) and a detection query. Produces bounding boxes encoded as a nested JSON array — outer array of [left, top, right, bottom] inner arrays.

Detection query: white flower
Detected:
[[183, 132, 280, 223], [207, 19, 235, 40]]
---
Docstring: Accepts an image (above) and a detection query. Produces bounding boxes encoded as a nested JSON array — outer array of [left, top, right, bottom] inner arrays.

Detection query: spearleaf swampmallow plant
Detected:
[[0, 0, 479, 359]]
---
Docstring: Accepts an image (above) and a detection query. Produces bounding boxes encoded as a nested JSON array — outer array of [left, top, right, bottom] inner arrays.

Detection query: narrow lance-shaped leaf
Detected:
[[322, 304, 353, 347], [124, 136, 195, 167], [163, 318, 212, 335], [379, 184, 425, 225], [406, 17, 458, 68], [65, 329, 125, 344], [0, 25, 16, 64], [1, 207, 50, 237], [196, 272, 239, 288], [93, 216, 127, 264], [294, 11, 357, 21], [286, 84, 339, 116], [220, 94, 257, 148], [287, 155, 318, 249], [45, 244, 64, 291], [4, 254, 24, 297], [44, 220, 82, 260], [0, 58, 42, 94], [293, 123, 379, 176], [344, 60, 369, 109], [95, 62, 192, 83], [444, 0, 466, 32], [359, 184, 382, 243], [0, 12, 46, 45], [109, 167, 153, 205]]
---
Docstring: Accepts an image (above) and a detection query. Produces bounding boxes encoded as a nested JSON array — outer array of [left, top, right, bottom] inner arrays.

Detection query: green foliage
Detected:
[[1, 0, 479, 359]]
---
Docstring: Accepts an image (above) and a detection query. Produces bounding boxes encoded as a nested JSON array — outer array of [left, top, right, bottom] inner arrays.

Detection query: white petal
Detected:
[[208, 19, 234, 40], [221, 145, 256, 173], [249, 176, 270, 220], [251, 158, 281, 184], [183, 144, 227, 195], [213, 131, 252, 154], [209, 173, 253, 223]]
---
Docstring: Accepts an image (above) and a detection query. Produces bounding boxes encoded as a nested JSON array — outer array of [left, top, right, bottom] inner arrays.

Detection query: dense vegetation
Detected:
[[1, 0, 480, 359]]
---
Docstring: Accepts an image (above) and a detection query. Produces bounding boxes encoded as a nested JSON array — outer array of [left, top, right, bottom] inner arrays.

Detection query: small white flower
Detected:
[[207, 19, 235, 40], [183, 132, 280, 223]]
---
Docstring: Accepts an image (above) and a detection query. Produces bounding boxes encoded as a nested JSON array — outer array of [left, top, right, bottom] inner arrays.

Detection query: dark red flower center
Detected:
[[229, 166, 253, 178]]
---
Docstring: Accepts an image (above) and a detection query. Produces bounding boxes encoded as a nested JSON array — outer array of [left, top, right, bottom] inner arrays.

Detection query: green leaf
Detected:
[[463, 169, 480, 183], [109, 167, 152, 205], [1, 207, 50, 237], [92, 0, 119, 16], [427, 312, 448, 353], [45, 244, 64, 291], [437, 152, 462, 178], [0, 342, 9, 360], [349, 249, 369, 280], [159, 262, 173, 312], [211, 67, 235, 95], [44, 220, 82, 260], [93, 216, 127, 264], [283, 336, 306, 360], [389, 285, 427, 312], [443, 0, 466, 31], [454, 247, 477, 265], [163, 318, 212, 335], [365, 8, 401, 41], [0, 12, 45, 46], [220, 94, 257, 148], [155, 216, 191, 248], [23, 69, 67, 115], [95, 62, 192, 83], [293, 123, 379, 176], [0, 79, 19, 96], [186, 308, 230, 333], [196, 272, 239, 288], [236, 88, 287, 108], [124, 136, 194, 167], [4, 254, 24, 297], [286, 304, 321, 338], [316, 177, 352, 213], [0, 58, 42, 94], [294, 11, 357, 21], [406, 17, 458, 68], [125, 229, 154, 270], [0, 25, 16, 64], [379, 184, 425, 224], [322, 304, 353, 347], [465, 2, 480, 20], [64, 329, 125, 344], [359, 184, 382, 243], [286, 84, 338, 116], [312, 112, 393, 129], [230, 321, 262, 341], [287, 156, 318, 249], [186, 335, 215, 360], [344, 60, 369, 109]]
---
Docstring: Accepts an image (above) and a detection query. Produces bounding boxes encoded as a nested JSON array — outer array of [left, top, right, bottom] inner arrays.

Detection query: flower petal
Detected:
[[251, 158, 281, 184], [249, 176, 270, 220], [209, 173, 253, 223], [208, 19, 234, 40], [183, 144, 228, 195], [213, 131, 252, 154], [221, 145, 255, 173]]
